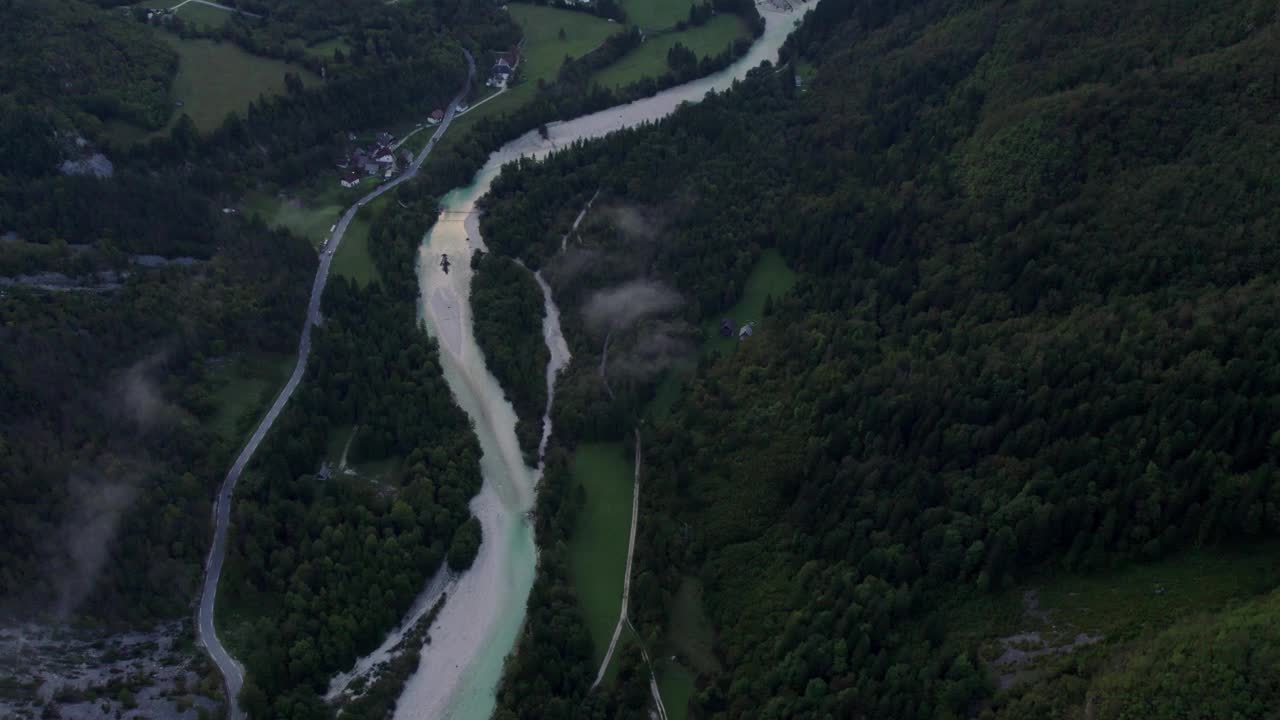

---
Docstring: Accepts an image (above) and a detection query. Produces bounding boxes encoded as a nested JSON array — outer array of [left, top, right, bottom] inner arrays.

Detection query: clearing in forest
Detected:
[[945, 543, 1280, 692], [331, 207, 382, 288], [568, 442, 637, 667], [592, 14, 750, 89], [648, 249, 796, 419], [203, 352, 294, 443], [161, 34, 318, 132]]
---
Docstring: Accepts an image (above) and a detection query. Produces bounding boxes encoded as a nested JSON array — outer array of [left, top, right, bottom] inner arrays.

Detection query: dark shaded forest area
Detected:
[[475, 0, 1280, 717], [470, 251, 550, 462]]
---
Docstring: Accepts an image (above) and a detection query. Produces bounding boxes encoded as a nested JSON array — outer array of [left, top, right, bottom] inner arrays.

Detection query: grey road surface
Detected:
[[592, 429, 642, 689], [197, 50, 474, 720]]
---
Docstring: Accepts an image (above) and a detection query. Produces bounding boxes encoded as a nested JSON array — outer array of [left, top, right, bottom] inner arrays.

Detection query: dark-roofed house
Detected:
[[428, 109, 445, 124]]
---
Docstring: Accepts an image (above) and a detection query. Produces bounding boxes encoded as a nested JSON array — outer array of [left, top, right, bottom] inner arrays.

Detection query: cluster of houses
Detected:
[[485, 47, 522, 89], [337, 131, 412, 188]]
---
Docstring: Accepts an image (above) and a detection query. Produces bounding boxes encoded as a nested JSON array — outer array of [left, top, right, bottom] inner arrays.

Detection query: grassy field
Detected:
[[161, 34, 318, 132], [667, 576, 721, 672], [203, 353, 294, 443], [331, 207, 381, 288], [946, 542, 1280, 665], [242, 173, 380, 248], [591, 15, 750, 90], [701, 248, 796, 356], [568, 442, 637, 665], [511, 3, 620, 85], [651, 576, 719, 719], [656, 661, 696, 720], [303, 36, 351, 61], [175, 1, 233, 29], [622, 0, 697, 30], [243, 191, 347, 249]]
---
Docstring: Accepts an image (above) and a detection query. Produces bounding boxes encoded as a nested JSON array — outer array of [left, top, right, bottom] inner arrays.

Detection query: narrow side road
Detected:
[[592, 429, 643, 689], [196, 51, 474, 720]]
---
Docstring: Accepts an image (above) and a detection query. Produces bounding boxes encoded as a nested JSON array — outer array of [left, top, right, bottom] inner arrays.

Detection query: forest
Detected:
[[218, 129, 495, 714], [471, 251, 551, 461], [0, 202, 315, 623], [473, 0, 1280, 717]]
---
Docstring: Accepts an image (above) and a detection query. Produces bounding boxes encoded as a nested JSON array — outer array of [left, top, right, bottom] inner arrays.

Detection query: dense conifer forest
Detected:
[[476, 0, 1280, 717], [470, 251, 551, 461]]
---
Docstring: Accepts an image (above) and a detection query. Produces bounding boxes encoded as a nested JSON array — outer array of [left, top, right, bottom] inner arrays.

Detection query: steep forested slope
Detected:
[[1, 0, 178, 132], [477, 0, 1280, 717]]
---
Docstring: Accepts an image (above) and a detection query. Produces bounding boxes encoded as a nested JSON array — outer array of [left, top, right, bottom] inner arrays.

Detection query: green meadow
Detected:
[[175, 1, 233, 29], [648, 249, 796, 420], [203, 352, 294, 443], [162, 34, 318, 132], [622, 0, 698, 30], [331, 206, 381, 288], [592, 15, 750, 90], [568, 442, 637, 666]]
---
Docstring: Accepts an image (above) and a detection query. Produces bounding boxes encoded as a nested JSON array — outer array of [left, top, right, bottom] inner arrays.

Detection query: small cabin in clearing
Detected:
[[738, 322, 754, 340]]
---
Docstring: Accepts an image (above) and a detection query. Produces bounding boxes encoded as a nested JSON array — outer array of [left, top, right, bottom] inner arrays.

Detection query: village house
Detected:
[[739, 321, 755, 340], [428, 109, 445, 125], [487, 46, 521, 87], [337, 131, 405, 185]]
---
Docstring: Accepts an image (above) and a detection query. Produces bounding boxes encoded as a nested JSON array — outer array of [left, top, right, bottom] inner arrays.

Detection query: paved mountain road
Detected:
[[196, 51, 474, 720]]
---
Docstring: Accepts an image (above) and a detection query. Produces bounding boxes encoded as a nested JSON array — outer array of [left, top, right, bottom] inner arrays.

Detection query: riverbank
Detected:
[[196, 51, 475, 719], [393, 4, 813, 718]]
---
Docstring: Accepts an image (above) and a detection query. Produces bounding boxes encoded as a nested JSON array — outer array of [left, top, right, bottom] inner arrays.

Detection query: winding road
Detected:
[[196, 51, 475, 720]]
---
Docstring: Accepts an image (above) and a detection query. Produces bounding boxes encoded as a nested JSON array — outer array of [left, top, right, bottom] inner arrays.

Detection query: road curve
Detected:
[[196, 50, 475, 720]]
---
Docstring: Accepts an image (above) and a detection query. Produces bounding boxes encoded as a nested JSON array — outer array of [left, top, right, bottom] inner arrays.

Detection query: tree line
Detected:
[[465, 0, 1280, 717]]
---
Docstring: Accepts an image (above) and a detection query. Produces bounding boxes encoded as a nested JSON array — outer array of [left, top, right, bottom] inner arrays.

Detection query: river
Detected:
[[341, 4, 810, 719]]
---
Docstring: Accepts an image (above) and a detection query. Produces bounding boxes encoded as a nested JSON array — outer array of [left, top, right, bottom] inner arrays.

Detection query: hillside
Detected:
[[474, 0, 1280, 717], [0, 0, 178, 132]]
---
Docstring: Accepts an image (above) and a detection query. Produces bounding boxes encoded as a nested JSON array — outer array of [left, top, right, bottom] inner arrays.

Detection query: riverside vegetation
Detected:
[[469, 0, 1280, 718]]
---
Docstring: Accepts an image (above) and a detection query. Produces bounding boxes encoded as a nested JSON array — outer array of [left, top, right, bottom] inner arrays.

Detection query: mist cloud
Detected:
[[52, 473, 137, 618], [583, 280, 683, 334], [115, 351, 175, 431], [613, 320, 696, 379]]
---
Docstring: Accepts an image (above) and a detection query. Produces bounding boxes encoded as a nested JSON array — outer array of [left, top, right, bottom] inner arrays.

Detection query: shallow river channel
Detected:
[[333, 4, 811, 718]]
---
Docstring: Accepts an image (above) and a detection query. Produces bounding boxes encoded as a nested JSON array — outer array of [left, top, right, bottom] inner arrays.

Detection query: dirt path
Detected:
[[339, 425, 358, 470], [592, 429, 642, 689], [170, 0, 262, 18]]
